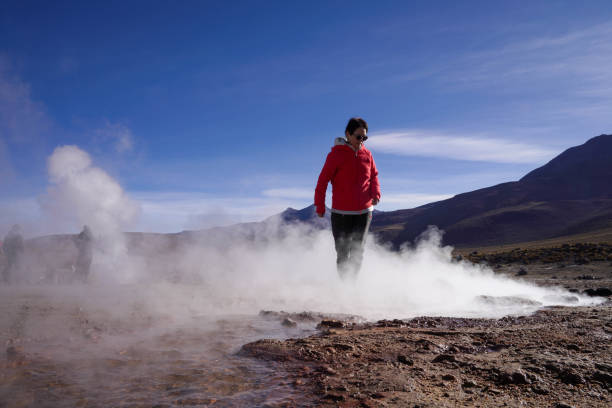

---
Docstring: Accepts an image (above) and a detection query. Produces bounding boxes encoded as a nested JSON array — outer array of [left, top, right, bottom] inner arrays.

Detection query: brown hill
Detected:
[[370, 134, 612, 248]]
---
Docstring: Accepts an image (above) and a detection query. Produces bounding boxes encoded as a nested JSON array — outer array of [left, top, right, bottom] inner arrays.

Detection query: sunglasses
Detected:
[[353, 134, 368, 141]]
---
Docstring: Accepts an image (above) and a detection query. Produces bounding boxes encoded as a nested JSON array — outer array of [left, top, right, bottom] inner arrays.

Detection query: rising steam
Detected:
[[30, 145, 601, 320], [145, 224, 598, 320], [40, 145, 141, 282]]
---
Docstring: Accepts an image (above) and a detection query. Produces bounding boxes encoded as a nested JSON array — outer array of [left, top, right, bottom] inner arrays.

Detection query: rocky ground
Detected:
[[242, 252, 612, 407], [460, 242, 612, 268]]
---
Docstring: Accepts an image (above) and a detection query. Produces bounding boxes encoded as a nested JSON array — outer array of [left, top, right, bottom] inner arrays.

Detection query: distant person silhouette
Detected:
[[315, 117, 381, 279], [74, 225, 93, 282], [2, 225, 24, 284]]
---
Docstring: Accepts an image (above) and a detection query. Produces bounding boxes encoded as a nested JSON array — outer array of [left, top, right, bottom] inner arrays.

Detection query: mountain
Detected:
[[264, 204, 331, 229], [18, 134, 612, 266], [370, 134, 612, 248]]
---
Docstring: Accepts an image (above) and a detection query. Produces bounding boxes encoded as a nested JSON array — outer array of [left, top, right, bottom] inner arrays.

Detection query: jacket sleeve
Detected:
[[314, 151, 337, 215], [370, 153, 381, 201]]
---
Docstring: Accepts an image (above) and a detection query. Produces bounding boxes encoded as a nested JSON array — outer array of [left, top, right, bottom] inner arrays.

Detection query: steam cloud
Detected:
[[40, 145, 141, 282], [30, 145, 601, 320], [149, 225, 599, 320]]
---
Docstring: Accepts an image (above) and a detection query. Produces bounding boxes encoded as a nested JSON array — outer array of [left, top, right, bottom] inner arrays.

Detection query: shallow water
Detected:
[[0, 280, 602, 407], [0, 285, 317, 408]]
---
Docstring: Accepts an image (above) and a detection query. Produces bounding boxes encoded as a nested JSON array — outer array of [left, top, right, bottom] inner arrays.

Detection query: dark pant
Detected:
[[75, 256, 92, 283], [331, 212, 372, 279], [2, 256, 17, 284]]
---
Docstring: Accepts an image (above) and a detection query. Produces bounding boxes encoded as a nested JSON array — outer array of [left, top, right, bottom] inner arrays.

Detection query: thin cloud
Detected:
[[370, 21, 612, 139], [0, 57, 52, 143], [94, 120, 134, 153], [0, 138, 15, 184], [368, 130, 558, 164], [448, 21, 612, 98], [262, 187, 313, 199]]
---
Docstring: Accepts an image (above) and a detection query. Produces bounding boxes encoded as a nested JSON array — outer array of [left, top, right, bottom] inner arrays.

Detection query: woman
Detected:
[[314, 117, 381, 278]]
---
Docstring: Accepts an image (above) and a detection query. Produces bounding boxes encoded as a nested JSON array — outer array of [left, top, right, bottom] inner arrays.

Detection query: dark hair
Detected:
[[345, 117, 368, 135]]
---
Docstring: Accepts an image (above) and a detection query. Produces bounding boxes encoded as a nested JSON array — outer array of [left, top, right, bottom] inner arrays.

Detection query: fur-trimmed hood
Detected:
[[334, 137, 347, 146], [334, 137, 358, 152]]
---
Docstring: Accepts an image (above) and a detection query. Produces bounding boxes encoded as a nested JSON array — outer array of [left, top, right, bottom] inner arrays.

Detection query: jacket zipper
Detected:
[[354, 149, 359, 205]]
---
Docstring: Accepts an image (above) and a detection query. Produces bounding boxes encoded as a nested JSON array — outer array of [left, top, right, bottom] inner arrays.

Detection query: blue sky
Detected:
[[1, 1, 611, 234]]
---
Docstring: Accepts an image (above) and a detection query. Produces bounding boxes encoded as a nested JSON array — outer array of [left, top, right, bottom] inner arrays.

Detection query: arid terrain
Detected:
[[242, 245, 612, 407], [1, 243, 610, 407]]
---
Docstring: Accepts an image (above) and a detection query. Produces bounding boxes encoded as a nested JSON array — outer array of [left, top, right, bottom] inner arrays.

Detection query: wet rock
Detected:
[[583, 287, 612, 297], [516, 267, 528, 276], [485, 343, 507, 352], [397, 355, 413, 365], [317, 320, 345, 329], [318, 365, 337, 375], [592, 371, 612, 387], [559, 368, 585, 385], [595, 362, 612, 372], [376, 319, 405, 327], [322, 392, 345, 401], [524, 364, 543, 374], [531, 384, 549, 395], [462, 379, 478, 388], [544, 362, 561, 373], [415, 340, 431, 351], [292, 311, 320, 322], [281, 318, 297, 328], [587, 391, 604, 401], [332, 384, 348, 392], [331, 343, 353, 351], [358, 399, 378, 408], [432, 354, 456, 364], [240, 339, 289, 361], [497, 369, 530, 385], [511, 370, 530, 385]]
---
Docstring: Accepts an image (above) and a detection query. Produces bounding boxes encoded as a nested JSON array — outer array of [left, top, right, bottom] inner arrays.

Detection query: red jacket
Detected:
[[315, 138, 381, 215]]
